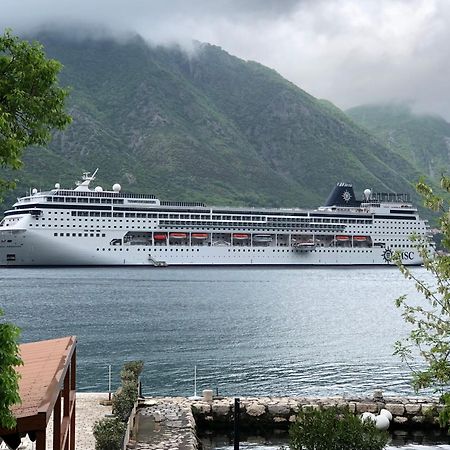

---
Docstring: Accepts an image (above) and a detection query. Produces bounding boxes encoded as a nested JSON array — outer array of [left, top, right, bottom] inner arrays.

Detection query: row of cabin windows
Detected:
[[146, 247, 391, 253], [93, 246, 369, 253], [27, 216, 421, 232], [95, 247, 372, 253], [48, 197, 125, 204], [54, 232, 106, 237], [29, 209, 420, 226], [41, 209, 412, 224], [44, 214, 377, 227]]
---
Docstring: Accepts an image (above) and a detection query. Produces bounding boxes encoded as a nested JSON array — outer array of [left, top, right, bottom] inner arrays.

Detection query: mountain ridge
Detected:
[[1, 32, 426, 211]]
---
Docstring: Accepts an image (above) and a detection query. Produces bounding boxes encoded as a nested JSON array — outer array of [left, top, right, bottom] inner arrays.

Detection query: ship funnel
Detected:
[[324, 183, 360, 207]]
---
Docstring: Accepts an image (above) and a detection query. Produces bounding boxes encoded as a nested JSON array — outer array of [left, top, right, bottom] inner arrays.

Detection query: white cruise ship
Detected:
[[0, 171, 433, 266]]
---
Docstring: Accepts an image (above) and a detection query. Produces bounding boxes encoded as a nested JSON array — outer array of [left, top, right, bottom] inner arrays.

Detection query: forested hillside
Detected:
[[2, 33, 424, 209]]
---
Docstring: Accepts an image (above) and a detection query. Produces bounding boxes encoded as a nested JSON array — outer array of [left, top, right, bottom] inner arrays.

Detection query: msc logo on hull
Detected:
[[382, 248, 415, 264]]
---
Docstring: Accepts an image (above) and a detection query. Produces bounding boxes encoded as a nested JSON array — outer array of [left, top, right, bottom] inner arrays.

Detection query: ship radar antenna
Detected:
[[75, 169, 99, 191]]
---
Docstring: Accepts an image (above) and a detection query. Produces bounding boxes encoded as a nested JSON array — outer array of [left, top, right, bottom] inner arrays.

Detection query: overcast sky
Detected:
[[2, 0, 450, 119]]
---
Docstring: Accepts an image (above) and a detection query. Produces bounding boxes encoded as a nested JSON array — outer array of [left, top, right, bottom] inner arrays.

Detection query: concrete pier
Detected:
[[129, 397, 198, 450]]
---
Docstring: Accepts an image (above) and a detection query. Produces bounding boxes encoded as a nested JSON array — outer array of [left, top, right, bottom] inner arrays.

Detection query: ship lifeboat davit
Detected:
[[170, 232, 187, 239], [191, 233, 209, 240], [233, 233, 249, 240], [336, 235, 350, 241], [153, 233, 167, 241]]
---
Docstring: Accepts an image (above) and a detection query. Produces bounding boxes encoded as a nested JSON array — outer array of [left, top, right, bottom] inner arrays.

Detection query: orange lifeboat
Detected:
[[336, 235, 350, 241], [170, 232, 187, 239], [353, 236, 367, 242], [153, 233, 167, 241], [233, 233, 249, 240], [192, 233, 209, 240]]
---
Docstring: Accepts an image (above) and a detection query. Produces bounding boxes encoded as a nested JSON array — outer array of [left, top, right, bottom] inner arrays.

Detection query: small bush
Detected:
[[289, 406, 388, 450], [112, 380, 138, 422], [93, 417, 126, 450]]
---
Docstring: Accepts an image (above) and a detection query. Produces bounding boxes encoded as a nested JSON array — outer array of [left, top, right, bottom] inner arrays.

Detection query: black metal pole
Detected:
[[234, 397, 240, 450]]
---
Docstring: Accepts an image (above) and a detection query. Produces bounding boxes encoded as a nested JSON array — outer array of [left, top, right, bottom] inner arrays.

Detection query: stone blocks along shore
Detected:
[[188, 393, 442, 432]]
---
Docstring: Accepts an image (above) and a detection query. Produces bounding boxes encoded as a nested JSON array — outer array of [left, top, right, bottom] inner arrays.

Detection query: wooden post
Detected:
[[36, 430, 46, 450], [69, 348, 76, 450], [53, 392, 62, 450]]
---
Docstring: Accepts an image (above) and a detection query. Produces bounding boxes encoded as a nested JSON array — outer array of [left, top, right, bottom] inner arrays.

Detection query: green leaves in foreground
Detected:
[[289, 406, 388, 450], [0, 308, 22, 429], [0, 29, 71, 198], [394, 175, 450, 429], [394, 177, 450, 395]]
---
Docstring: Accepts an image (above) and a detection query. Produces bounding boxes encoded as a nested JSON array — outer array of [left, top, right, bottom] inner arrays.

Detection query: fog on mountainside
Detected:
[[347, 103, 450, 183]]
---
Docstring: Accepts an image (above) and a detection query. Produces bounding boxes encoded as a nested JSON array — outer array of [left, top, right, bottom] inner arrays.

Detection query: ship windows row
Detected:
[[69, 211, 159, 218], [159, 220, 346, 230], [48, 196, 125, 204], [43, 208, 376, 225], [54, 232, 106, 238]]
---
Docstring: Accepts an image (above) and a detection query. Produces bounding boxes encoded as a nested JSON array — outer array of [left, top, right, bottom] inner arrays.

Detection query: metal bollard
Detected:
[[234, 397, 240, 450]]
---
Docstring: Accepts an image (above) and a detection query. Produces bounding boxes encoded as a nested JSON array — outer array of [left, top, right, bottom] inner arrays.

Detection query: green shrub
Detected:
[[289, 406, 388, 450], [112, 380, 138, 422], [120, 369, 137, 384], [122, 360, 144, 379], [93, 417, 126, 450], [94, 361, 144, 450]]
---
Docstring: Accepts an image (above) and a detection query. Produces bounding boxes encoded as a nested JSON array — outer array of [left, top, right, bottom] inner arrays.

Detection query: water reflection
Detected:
[[200, 429, 450, 450]]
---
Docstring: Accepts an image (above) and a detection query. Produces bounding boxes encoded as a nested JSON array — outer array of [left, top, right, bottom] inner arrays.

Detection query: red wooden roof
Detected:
[[1, 336, 77, 433]]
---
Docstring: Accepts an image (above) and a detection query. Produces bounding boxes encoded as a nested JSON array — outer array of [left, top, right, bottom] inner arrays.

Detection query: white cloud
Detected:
[[2, 0, 450, 118]]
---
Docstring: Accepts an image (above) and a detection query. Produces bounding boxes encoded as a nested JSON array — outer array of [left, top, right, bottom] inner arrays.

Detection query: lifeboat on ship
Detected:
[[170, 232, 187, 239], [336, 235, 350, 241], [253, 234, 272, 243], [153, 233, 167, 241], [353, 236, 368, 242], [233, 233, 249, 240], [191, 233, 209, 240], [296, 241, 315, 248]]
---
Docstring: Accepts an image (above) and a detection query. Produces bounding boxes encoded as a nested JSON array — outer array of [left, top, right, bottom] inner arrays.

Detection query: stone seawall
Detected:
[[129, 393, 444, 449], [190, 393, 442, 431]]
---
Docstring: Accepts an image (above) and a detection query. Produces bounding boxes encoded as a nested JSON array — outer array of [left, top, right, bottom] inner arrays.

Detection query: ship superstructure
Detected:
[[0, 172, 433, 266]]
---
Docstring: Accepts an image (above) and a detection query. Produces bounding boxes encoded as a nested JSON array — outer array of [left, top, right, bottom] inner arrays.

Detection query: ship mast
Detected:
[[75, 169, 98, 191]]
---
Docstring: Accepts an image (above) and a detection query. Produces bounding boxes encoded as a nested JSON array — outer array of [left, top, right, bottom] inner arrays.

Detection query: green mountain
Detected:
[[346, 103, 450, 181], [1, 32, 425, 210]]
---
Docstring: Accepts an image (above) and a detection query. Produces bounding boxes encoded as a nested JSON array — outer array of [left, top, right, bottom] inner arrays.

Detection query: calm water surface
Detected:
[[0, 266, 432, 396]]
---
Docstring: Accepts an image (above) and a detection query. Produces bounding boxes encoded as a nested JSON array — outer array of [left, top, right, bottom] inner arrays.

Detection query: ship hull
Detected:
[[0, 229, 422, 266]]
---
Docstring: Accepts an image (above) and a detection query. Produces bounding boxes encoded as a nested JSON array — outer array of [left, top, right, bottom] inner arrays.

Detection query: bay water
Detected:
[[3, 266, 450, 448], [0, 266, 429, 397]]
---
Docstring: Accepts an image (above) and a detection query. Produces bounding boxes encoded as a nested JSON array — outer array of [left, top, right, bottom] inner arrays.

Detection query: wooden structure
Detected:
[[0, 336, 77, 450]]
